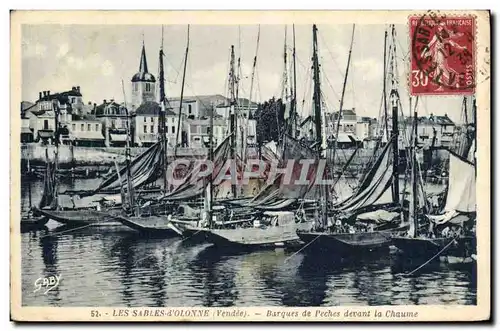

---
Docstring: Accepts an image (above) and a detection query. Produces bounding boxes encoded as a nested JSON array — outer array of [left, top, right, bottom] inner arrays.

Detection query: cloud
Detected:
[[353, 57, 383, 82], [101, 60, 115, 76], [56, 43, 69, 58], [22, 42, 47, 58]]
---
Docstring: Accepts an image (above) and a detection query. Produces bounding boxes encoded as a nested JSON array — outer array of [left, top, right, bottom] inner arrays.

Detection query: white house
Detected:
[[134, 101, 180, 147], [70, 116, 105, 147]]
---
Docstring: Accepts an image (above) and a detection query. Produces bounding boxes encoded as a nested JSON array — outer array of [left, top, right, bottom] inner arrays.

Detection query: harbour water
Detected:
[[20, 177, 477, 307]]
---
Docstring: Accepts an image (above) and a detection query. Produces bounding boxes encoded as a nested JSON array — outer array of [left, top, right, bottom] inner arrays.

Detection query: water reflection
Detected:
[[20, 178, 476, 307]]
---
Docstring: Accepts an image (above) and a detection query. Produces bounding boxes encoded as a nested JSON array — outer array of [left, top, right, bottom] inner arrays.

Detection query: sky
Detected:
[[21, 24, 469, 123]]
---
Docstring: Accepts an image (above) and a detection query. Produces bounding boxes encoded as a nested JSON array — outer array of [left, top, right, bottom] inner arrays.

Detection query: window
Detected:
[[151, 125, 154, 133], [206, 126, 210, 134], [95, 124, 99, 131], [144, 125, 147, 133], [150, 117, 154, 123], [72, 124, 76, 131], [88, 124, 91, 131], [188, 104, 192, 114], [172, 126, 175, 134], [165, 126, 169, 134], [81, 124, 84, 131], [133, 84, 138, 92], [146, 83, 151, 92]]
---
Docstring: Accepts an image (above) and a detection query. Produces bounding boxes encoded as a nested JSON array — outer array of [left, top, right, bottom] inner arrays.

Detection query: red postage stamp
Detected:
[[409, 13, 475, 95]]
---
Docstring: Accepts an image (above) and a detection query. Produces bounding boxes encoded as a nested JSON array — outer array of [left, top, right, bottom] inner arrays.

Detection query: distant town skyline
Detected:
[[22, 24, 469, 123]]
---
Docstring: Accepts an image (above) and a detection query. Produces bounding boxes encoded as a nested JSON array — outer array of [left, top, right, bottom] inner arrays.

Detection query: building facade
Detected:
[[134, 101, 180, 147], [93, 100, 132, 147], [70, 116, 105, 147]]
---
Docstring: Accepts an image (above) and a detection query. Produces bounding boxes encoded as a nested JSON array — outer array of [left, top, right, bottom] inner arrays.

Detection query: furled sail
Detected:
[[443, 153, 476, 213], [163, 135, 232, 201], [38, 155, 58, 209], [333, 136, 395, 213], [245, 134, 318, 210], [90, 141, 165, 195]]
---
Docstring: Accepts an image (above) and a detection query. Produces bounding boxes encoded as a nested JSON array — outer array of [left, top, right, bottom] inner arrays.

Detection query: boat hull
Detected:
[[203, 222, 301, 248], [34, 208, 122, 226], [112, 215, 184, 237], [392, 236, 476, 260], [296, 231, 392, 255]]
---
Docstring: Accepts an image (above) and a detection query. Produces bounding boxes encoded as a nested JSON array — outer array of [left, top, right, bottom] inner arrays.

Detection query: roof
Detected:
[[94, 101, 129, 116], [406, 114, 455, 126], [39, 89, 82, 102], [131, 44, 156, 83], [21, 101, 34, 111], [135, 101, 176, 116], [71, 131, 105, 140], [236, 98, 258, 108], [169, 94, 229, 107], [299, 116, 312, 128], [21, 127, 33, 134], [328, 109, 357, 120], [72, 114, 99, 121]]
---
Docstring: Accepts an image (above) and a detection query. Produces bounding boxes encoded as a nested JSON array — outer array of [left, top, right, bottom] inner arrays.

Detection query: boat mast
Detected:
[[409, 97, 419, 238], [174, 25, 190, 156], [389, 25, 400, 205], [207, 103, 214, 228], [312, 24, 328, 228], [291, 24, 298, 138], [282, 26, 289, 132], [53, 101, 60, 205], [245, 25, 260, 162], [121, 80, 135, 214], [229, 45, 238, 199], [383, 28, 389, 140], [158, 25, 168, 192], [331, 24, 355, 186]]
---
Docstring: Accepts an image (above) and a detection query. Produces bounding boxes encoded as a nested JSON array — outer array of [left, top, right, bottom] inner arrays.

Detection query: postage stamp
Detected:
[[9, 10, 490, 323], [410, 13, 476, 95]]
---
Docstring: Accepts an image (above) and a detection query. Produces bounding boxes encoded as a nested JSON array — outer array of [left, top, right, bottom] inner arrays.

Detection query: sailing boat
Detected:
[[22, 147, 53, 230], [177, 38, 310, 248], [392, 97, 477, 262], [296, 25, 408, 254]]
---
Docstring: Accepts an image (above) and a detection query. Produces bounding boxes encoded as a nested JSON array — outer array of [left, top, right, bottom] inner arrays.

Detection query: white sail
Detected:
[[444, 153, 476, 213]]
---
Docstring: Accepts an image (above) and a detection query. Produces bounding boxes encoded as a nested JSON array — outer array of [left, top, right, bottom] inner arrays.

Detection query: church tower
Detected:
[[131, 42, 156, 110]]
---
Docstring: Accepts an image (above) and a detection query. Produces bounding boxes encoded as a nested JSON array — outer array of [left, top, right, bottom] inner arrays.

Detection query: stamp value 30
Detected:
[[410, 14, 475, 95]]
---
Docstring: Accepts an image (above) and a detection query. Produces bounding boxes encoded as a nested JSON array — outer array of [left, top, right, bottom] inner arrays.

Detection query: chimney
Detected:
[[43, 91, 47, 97], [72, 86, 76, 91], [77, 86, 80, 93], [88, 101, 91, 105], [103, 99, 107, 104], [47, 90, 50, 96], [39, 92, 42, 100]]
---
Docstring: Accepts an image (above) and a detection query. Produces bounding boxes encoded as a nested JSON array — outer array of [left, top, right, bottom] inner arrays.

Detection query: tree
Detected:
[[255, 97, 285, 145]]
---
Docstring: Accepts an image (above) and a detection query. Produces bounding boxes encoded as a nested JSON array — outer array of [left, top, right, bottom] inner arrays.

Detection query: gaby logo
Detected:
[[34, 274, 61, 294]]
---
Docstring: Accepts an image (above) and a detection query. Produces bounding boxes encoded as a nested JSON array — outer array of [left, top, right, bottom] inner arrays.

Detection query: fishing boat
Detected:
[[296, 25, 409, 254], [392, 96, 477, 262]]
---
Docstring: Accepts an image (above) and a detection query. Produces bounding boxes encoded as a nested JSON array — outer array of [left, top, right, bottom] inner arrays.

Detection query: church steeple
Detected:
[[139, 43, 149, 74], [132, 42, 156, 83], [131, 40, 156, 109]]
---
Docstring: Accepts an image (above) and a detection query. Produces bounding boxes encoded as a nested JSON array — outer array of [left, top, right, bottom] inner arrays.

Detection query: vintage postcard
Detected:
[[10, 10, 490, 322]]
